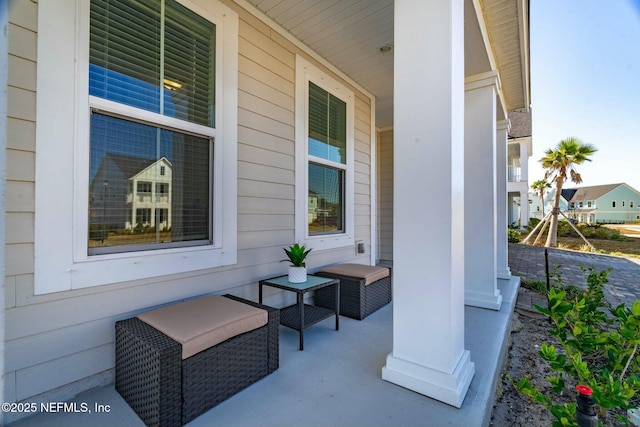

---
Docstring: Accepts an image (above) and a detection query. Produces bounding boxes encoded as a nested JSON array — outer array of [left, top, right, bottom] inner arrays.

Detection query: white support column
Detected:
[[463, 73, 502, 311], [496, 120, 512, 279], [382, 0, 474, 408], [519, 140, 529, 181], [519, 140, 530, 226], [520, 189, 530, 226]]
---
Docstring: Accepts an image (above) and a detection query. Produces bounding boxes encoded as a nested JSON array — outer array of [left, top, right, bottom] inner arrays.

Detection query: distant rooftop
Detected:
[[561, 182, 639, 201]]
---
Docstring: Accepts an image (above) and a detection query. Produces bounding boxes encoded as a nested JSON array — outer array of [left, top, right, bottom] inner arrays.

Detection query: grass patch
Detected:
[[519, 223, 640, 258], [521, 279, 548, 293], [555, 236, 640, 258]]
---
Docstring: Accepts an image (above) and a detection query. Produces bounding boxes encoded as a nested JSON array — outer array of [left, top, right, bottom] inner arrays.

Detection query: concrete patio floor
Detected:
[[9, 277, 519, 427]]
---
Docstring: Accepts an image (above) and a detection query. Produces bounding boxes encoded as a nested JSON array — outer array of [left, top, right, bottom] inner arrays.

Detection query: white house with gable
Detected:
[[126, 157, 172, 232]]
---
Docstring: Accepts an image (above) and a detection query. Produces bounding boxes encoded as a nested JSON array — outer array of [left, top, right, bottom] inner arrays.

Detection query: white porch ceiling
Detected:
[[243, 0, 529, 129]]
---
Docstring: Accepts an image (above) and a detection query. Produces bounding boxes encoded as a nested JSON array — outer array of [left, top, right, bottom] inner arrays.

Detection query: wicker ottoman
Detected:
[[115, 294, 279, 427], [314, 264, 391, 320]]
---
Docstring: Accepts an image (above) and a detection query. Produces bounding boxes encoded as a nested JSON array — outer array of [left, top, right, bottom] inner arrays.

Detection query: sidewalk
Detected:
[[508, 243, 640, 309]]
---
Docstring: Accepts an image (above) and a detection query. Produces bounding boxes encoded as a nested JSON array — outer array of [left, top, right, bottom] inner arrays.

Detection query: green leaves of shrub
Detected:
[[514, 266, 640, 425], [508, 228, 522, 243]]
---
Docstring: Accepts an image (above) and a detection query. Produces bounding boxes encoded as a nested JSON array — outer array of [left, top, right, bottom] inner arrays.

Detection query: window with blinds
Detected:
[[308, 82, 346, 164], [88, 0, 215, 255], [307, 82, 347, 235]]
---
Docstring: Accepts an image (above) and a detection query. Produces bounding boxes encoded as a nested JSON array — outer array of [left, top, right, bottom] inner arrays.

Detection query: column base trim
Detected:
[[497, 267, 512, 280], [465, 289, 503, 311], [382, 350, 475, 408]]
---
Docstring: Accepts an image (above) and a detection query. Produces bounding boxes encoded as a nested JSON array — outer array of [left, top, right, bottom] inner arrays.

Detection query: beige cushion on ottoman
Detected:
[[138, 295, 268, 359], [318, 263, 389, 285]]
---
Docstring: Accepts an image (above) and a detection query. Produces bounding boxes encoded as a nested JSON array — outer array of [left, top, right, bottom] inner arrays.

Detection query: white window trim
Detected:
[[294, 55, 355, 251], [34, 0, 238, 294]]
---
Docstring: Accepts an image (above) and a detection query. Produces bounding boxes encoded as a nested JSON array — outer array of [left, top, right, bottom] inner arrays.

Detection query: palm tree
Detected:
[[540, 137, 597, 247], [531, 179, 551, 218]]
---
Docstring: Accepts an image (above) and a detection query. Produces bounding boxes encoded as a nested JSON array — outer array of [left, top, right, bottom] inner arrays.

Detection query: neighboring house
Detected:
[[89, 154, 173, 234], [308, 191, 319, 224], [1, 0, 530, 420], [529, 189, 569, 220], [529, 183, 640, 224], [125, 157, 173, 232], [563, 183, 640, 223], [507, 111, 533, 227]]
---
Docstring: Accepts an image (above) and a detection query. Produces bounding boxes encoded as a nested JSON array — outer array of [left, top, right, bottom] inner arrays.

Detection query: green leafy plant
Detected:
[[281, 243, 312, 267], [521, 279, 548, 294], [526, 217, 542, 232], [557, 220, 574, 237], [508, 228, 522, 243], [511, 266, 640, 426]]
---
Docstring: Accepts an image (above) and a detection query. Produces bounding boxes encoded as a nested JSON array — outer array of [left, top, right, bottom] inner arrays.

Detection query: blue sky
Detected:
[[529, 0, 640, 192]]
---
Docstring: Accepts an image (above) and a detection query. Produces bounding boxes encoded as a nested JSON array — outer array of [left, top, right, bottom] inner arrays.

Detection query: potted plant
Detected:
[[281, 243, 312, 283]]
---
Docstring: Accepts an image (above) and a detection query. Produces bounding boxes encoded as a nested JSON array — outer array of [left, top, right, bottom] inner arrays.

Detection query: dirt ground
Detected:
[[490, 288, 629, 427], [490, 295, 557, 426]]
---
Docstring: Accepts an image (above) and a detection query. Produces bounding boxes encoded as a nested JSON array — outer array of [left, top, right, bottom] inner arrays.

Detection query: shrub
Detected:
[[512, 267, 640, 426], [508, 228, 522, 243], [557, 219, 574, 236], [526, 217, 541, 232], [577, 224, 596, 238], [594, 227, 628, 241]]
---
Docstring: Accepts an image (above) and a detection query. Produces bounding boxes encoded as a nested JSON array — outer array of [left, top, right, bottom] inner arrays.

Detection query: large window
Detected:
[[88, 0, 214, 254], [295, 56, 354, 250], [34, 0, 238, 293], [308, 82, 347, 235]]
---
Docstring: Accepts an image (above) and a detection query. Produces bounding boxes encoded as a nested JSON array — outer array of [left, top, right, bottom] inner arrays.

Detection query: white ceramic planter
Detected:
[[288, 266, 307, 283]]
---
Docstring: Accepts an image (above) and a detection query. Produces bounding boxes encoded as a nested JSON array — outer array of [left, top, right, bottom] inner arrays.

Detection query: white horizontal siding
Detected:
[[8, 56, 35, 91], [238, 179, 293, 200], [8, 24, 36, 61], [377, 129, 393, 261], [238, 52, 293, 94], [238, 196, 294, 214], [6, 318, 114, 373], [238, 160, 293, 184], [6, 118, 35, 151], [238, 214, 293, 232], [6, 11, 38, 318], [238, 108, 294, 140], [5, 212, 33, 244], [4, 0, 374, 406], [6, 149, 34, 182], [7, 0, 37, 32], [238, 144, 293, 171], [16, 345, 114, 401], [7, 86, 34, 121]]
